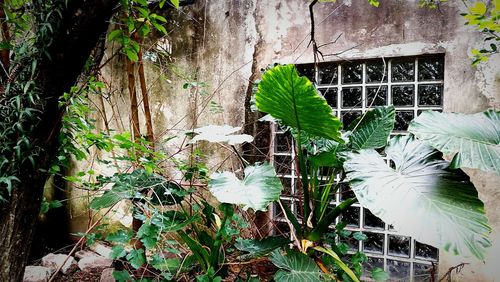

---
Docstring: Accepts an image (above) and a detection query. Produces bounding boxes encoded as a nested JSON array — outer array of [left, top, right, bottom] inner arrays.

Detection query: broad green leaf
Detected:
[[348, 106, 395, 150], [189, 125, 253, 145], [209, 163, 283, 211], [344, 135, 491, 260], [409, 110, 500, 174], [235, 236, 290, 260], [255, 64, 342, 141], [270, 250, 322, 282]]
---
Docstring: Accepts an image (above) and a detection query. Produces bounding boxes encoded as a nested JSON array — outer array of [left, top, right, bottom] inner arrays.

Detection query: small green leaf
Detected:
[[371, 267, 389, 281], [106, 230, 133, 244], [368, 0, 380, 7], [125, 48, 139, 62], [470, 1, 487, 15], [170, 0, 180, 8], [113, 270, 132, 282], [126, 249, 146, 269], [110, 245, 127, 259], [108, 29, 123, 41], [352, 232, 367, 241]]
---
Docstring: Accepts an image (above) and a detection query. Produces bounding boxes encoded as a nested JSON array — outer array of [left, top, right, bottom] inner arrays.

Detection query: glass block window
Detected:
[[271, 56, 443, 281]]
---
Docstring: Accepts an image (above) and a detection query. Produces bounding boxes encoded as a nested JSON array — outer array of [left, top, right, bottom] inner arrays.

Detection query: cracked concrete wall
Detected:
[[67, 0, 498, 280]]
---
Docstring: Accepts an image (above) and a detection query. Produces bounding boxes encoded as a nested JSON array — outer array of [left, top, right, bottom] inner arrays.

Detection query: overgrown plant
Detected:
[[214, 64, 496, 281]]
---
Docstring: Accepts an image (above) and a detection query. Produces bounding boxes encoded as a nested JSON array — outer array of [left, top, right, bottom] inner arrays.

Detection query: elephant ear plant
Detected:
[[251, 64, 494, 281]]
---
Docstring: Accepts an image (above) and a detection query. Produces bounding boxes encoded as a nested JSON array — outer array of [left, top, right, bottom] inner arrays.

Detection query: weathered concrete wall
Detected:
[[170, 1, 498, 280], [68, 0, 499, 280]]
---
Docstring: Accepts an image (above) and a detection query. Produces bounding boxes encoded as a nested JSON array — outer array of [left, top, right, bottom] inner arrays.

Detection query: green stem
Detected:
[[307, 197, 357, 241], [296, 130, 311, 229]]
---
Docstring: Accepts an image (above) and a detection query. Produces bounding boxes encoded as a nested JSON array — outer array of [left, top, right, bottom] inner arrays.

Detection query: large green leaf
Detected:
[[408, 110, 500, 174], [344, 135, 491, 260], [269, 250, 322, 282], [255, 64, 342, 141], [348, 106, 395, 150], [209, 163, 283, 211], [235, 236, 290, 260]]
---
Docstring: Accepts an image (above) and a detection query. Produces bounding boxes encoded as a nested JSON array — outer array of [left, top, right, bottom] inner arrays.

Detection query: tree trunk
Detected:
[[0, 1, 118, 280]]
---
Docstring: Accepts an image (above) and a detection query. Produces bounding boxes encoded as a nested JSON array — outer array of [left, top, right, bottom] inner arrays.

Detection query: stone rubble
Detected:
[[41, 253, 77, 275], [23, 266, 53, 282], [24, 246, 115, 281]]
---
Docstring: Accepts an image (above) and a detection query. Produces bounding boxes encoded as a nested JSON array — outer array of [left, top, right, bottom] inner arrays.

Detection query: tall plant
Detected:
[[244, 64, 494, 281]]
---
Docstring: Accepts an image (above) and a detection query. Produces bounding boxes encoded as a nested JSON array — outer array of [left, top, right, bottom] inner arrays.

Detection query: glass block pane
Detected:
[[318, 63, 338, 85], [339, 182, 355, 201], [342, 206, 360, 228], [418, 84, 443, 106], [274, 200, 291, 218], [280, 177, 293, 196], [363, 232, 384, 254], [340, 235, 359, 251], [320, 88, 338, 108], [341, 87, 362, 108], [296, 63, 315, 82], [363, 256, 384, 275], [342, 63, 363, 84], [366, 60, 388, 83], [366, 86, 388, 107], [392, 85, 415, 107], [388, 235, 410, 257], [415, 241, 438, 260], [418, 57, 444, 81], [394, 110, 414, 131], [274, 155, 292, 175], [364, 209, 385, 230], [414, 263, 438, 282], [387, 260, 411, 280], [275, 132, 292, 153], [391, 59, 415, 82], [341, 111, 362, 129]]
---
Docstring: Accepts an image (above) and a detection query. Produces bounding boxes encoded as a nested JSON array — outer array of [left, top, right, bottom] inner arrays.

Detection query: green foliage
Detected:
[[235, 236, 290, 260], [461, 1, 499, 65], [39, 198, 63, 214], [344, 135, 491, 260], [409, 110, 500, 174], [109, 0, 178, 61], [255, 64, 342, 142], [347, 105, 395, 150], [270, 249, 323, 282]]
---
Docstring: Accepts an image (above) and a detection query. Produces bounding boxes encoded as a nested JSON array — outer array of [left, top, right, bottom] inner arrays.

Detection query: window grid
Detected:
[[271, 56, 443, 282]]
